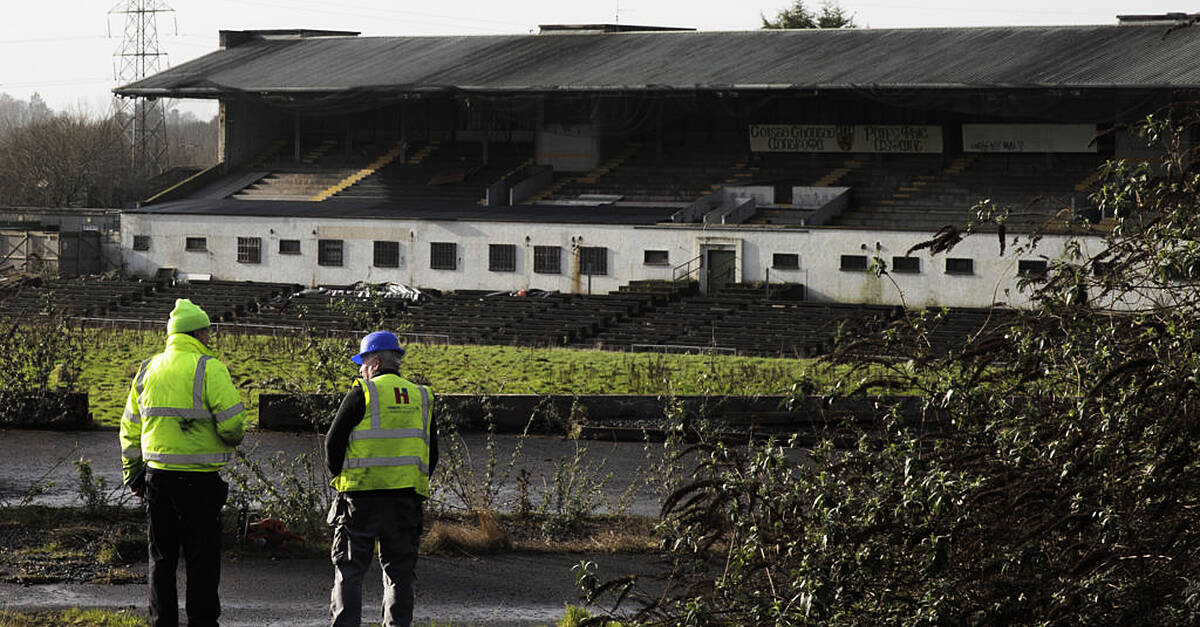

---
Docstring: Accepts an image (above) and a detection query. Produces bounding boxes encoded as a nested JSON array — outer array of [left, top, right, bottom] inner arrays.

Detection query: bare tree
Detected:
[[0, 111, 139, 208]]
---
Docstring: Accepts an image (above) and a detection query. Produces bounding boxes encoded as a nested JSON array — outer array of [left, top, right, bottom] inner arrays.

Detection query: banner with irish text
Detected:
[[748, 124, 943, 153]]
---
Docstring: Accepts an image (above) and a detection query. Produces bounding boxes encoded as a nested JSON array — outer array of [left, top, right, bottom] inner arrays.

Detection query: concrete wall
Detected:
[[121, 211, 1097, 308]]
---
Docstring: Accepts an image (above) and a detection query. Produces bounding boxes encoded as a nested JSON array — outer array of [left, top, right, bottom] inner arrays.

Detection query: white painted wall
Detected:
[[121, 212, 1098, 308]]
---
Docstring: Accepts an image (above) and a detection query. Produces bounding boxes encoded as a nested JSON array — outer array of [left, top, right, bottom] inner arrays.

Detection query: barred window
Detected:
[[185, 237, 207, 252], [237, 237, 262, 264], [772, 253, 799, 269], [534, 245, 561, 274], [892, 256, 920, 273], [579, 246, 607, 276], [132, 235, 150, 251], [840, 255, 868, 271], [374, 241, 400, 268], [489, 244, 517, 272], [431, 242, 456, 270], [946, 258, 974, 275], [279, 239, 301, 255], [317, 239, 343, 266]]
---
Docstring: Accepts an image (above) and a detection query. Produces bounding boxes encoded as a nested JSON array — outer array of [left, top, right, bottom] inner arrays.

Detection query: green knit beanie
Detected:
[[167, 298, 211, 334]]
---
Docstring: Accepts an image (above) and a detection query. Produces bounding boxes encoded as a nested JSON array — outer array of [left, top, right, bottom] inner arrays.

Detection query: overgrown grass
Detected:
[[76, 328, 836, 426], [0, 609, 146, 627]]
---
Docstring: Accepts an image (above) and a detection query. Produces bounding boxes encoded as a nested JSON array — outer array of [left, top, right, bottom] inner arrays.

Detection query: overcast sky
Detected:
[[0, 0, 1192, 118]]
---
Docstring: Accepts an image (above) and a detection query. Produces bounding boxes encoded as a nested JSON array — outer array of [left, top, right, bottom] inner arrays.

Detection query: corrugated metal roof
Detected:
[[115, 24, 1200, 98]]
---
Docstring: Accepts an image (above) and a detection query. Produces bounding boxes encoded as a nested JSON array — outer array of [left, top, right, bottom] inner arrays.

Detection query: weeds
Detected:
[[0, 609, 146, 627], [225, 445, 333, 545]]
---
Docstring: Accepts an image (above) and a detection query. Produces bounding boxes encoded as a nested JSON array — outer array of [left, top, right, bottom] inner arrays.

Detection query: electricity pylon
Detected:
[[110, 0, 175, 177]]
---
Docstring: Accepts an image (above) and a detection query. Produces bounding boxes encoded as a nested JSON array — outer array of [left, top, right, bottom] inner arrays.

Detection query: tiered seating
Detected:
[[397, 292, 530, 344], [495, 292, 655, 346], [104, 280, 298, 324], [232, 288, 407, 332], [232, 136, 403, 201], [0, 277, 155, 319], [832, 153, 1104, 231], [0, 277, 1014, 358], [336, 142, 533, 204], [536, 142, 746, 204]]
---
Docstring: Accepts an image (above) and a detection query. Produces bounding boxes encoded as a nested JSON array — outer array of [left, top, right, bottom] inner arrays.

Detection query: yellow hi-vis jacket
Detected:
[[331, 373, 432, 496], [119, 333, 247, 484]]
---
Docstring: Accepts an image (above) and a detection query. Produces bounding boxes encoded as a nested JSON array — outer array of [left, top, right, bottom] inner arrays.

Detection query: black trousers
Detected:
[[146, 469, 228, 627], [329, 491, 424, 627]]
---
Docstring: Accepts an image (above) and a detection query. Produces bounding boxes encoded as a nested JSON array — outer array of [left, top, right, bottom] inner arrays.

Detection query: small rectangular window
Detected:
[[579, 246, 607, 276], [772, 253, 799, 269], [374, 241, 400, 268], [185, 237, 207, 252], [431, 242, 456, 270], [534, 245, 561, 274], [317, 239, 343, 266], [892, 256, 920, 273], [237, 237, 262, 264], [1018, 259, 1047, 278], [279, 239, 301, 255], [644, 250, 669, 265], [946, 258, 974, 275], [840, 255, 868, 271], [132, 235, 150, 251], [489, 244, 517, 272]]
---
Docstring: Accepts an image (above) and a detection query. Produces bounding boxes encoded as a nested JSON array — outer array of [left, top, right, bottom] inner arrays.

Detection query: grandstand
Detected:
[[0, 275, 1008, 358], [107, 18, 1197, 312]]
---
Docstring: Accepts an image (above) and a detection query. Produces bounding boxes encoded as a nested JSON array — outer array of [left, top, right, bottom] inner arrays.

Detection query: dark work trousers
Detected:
[[146, 469, 229, 627], [329, 492, 424, 627]]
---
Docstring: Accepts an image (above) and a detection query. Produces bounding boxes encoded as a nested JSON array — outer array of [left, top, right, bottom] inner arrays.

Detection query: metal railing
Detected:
[[673, 254, 703, 283], [69, 316, 452, 345], [630, 343, 737, 356]]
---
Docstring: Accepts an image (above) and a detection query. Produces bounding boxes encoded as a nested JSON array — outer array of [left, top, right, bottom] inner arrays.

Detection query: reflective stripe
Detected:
[[418, 386, 430, 431], [364, 378, 381, 429], [134, 359, 151, 395], [122, 447, 142, 460], [194, 356, 210, 409], [144, 451, 231, 464], [135, 359, 152, 418], [143, 407, 213, 419], [122, 407, 140, 425], [213, 402, 244, 423], [140, 355, 229, 422], [343, 456, 430, 475], [348, 428, 429, 444]]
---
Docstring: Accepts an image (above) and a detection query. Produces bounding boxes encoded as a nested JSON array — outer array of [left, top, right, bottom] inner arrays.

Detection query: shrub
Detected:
[[585, 112, 1200, 624]]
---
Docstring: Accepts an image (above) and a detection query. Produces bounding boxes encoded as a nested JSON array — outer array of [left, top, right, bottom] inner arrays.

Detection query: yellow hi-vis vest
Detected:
[[118, 333, 246, 483], [331, 373, 432, 496]]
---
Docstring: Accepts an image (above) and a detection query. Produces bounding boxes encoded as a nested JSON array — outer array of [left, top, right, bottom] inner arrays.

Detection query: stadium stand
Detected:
[[533, 141, 748, 205], [831, 153, 1106, 230], [0, 276, 1011, 358]]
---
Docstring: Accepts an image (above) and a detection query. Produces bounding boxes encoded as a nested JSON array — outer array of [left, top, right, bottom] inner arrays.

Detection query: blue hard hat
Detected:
[[351, 330, 405, 364]]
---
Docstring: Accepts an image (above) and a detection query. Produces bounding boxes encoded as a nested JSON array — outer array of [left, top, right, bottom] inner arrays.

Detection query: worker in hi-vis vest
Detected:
[[119, 298, 247, 627], [325, 330, 437, 627]]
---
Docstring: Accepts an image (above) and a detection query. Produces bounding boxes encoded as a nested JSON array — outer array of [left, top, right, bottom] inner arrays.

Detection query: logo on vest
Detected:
[[393, 387, 410, 404]]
